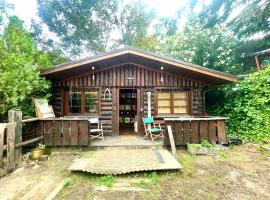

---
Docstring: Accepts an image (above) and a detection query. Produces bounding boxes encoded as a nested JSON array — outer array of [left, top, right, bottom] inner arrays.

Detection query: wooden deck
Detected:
[[90, 136, 163, 147]]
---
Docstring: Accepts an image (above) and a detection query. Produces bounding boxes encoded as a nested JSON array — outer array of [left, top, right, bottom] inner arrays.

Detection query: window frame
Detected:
[[155, 90, 190, 115], [64, 89, 100, 115]]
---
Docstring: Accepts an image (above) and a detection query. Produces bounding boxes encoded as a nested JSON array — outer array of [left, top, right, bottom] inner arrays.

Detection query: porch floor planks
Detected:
[[89, 135, 164, 147], [69, 148, 181, 175]]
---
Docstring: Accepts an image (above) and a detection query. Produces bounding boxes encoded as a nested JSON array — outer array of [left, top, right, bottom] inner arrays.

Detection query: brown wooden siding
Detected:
[[52, 63, 205, 88], [49, 63, 205, 136]]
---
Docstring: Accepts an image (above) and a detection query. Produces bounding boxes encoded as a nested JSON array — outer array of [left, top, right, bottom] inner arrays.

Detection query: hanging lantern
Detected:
[[92, 66, 95, 80]]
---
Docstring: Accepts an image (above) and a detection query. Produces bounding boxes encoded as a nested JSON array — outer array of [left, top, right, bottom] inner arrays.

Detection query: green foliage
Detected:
[[37, 0, 118, 55], [63, 178, 72, 186], [0, 16, 51, 120], [37, 0, 159, 55], [231, 0, 270, 38], [201, 139, 212, 148], [159, 21, 243, 74], [99, 175, 114, 187], [113, 0, 158, 50], [225, 66, 270, 142]]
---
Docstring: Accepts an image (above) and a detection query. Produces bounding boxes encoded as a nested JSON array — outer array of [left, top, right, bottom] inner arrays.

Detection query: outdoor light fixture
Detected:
[[92, 66, 95, 80], [160, 66, 164, 82]]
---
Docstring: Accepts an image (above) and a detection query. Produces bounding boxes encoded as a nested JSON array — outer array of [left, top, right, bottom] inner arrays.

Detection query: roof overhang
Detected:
[[41, 47, 239, 85]]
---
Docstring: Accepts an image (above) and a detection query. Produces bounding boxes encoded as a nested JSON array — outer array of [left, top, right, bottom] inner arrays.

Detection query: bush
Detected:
[[226, 66, 270, 142]]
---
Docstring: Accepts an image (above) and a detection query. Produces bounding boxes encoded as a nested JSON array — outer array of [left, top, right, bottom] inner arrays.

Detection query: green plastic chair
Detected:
[[143, 117, 164, 142]]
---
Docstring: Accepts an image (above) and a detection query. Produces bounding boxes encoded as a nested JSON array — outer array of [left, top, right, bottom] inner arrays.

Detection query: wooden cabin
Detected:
[[41, 47, 238, 141]]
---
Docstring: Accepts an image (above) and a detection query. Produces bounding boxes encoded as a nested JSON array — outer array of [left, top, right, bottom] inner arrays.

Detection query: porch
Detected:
[[22, 116, 227, 147]]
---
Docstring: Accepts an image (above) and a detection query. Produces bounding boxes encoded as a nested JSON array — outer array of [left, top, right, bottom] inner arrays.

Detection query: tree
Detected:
[[154, 16, 178, 38], [0, 16, 51, 120], [30, 19, 69, 66], [158, 21, 243, 74], [230, 0, 270, 38], [37, 0, 160, 55], [112, 0, 158, 50], [37, 0, 118, 57]]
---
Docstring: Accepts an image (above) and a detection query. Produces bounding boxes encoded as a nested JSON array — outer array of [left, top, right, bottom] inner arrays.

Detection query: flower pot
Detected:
[[31, 148, 44, 160]]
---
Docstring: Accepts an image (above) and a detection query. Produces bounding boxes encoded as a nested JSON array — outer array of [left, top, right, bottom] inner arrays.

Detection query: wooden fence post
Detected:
[[7, 122, 16, 171], [8, 109, 22, 168], [0, 124, 6, 164]]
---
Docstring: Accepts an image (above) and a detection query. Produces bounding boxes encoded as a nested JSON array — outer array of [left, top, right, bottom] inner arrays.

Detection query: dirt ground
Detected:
[[0, 143, 269, 200]]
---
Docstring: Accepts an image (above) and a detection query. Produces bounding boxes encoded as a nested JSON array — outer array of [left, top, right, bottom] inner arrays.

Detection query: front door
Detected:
[[119, 88, 137, 135]]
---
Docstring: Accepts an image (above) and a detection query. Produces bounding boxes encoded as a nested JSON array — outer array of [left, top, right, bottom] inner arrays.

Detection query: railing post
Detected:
[[8, 109, 22, 168], [0, 124, 6, 164], [6, 122, 16, 171]]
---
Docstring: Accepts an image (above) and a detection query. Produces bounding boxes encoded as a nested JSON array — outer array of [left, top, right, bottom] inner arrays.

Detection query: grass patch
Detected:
[[132, 179, 150, 189], [81, 150, 96, 158], [98, 175, 114, 187], [178, 154, 197, 177]]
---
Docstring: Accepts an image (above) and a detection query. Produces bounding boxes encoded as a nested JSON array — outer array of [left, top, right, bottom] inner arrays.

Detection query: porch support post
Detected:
[[147, 92, 151, 130]]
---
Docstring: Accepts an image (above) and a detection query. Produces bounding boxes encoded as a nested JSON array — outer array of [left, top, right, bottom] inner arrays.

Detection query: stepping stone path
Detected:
[[96, 178, 151, 192]]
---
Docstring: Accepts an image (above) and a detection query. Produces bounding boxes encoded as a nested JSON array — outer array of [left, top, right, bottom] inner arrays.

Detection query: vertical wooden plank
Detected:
[[191, 121, 199, 143], [183, 121, 191, 144], [217, 120, 227, 144], [35, 121, 43, 139], [209, 120, 217, 144], [113, 67, 116, 87], [62, 120, 70, 146], [136, 88, 142, 136], [8, 110, 22, 167], [43, 121, 53, 146], [117, 67, 120, 86], [0, 124, 5, 162], [7, 122, 16, 171], [121, 66, 124, 86], [70, 121, 79, 145], [79, 121, 89, 145], [145, 69, 149, 87], [167, 125, 177, 159], [54, 120, 62, 146], [199, 121, 208, 142], [174, 121, 184, 145]]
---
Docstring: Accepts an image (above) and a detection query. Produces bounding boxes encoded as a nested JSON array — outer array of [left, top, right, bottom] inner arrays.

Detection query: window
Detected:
[[85, 92, 98, 113], [68, 91, 99, 114], [69, 92, 82, 113], [157, 91, 189, 114]]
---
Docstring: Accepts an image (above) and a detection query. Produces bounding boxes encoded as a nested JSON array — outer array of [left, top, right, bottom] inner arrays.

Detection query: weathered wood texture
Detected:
[[8, 110, 22, 168], [100, 88, 113, 136], [52, 64, 205, 88], [164, 119, 227, 145], [39, 120, 90, 146], [50, 64, 204, 117]]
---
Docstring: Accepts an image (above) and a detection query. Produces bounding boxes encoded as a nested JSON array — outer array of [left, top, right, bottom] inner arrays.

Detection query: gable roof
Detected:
[[41, 46, 238, 84]]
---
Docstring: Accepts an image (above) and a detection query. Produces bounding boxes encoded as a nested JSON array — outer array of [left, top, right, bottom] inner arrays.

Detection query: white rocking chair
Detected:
[[89, 118, 104, 141]]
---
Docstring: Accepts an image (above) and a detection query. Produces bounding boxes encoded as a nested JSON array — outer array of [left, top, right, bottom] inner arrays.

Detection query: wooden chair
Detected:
[[89, 118, 104, 141], [143, 117, 164, 142]]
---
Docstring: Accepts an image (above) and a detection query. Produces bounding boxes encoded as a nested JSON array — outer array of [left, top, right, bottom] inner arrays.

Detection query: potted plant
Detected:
[[31, 144, 46, 160]]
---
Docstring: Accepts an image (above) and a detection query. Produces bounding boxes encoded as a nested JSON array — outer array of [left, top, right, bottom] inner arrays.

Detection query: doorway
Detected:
[[119, 89, 137, 135]]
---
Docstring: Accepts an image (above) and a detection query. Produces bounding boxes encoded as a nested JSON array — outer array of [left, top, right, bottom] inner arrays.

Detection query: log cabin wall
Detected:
[[51, 64, 205, 88], [49, 63, 205, 136]]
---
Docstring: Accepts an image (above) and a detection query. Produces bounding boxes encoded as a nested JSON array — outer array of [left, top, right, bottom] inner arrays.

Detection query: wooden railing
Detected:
[[163, 117, 227, 146], [0, 111, 43, 176], [40, 118, 89, 146]]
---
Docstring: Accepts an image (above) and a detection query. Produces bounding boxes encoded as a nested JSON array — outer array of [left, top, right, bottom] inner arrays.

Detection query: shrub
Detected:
[[226, 66, 270, 142]]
